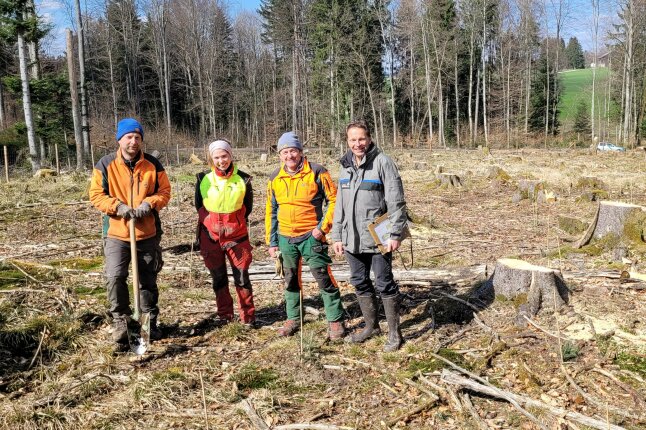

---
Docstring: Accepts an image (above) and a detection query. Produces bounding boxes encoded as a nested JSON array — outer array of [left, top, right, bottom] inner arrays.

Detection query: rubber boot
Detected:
[[149, 317, 163, 341], [382, 295, 403, 352], [235, 286, 256, 324], [349, 294, 381, 343]]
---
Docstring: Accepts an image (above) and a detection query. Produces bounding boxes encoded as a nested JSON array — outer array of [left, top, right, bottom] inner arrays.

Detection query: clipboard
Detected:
[[367, 211, 410, 255]]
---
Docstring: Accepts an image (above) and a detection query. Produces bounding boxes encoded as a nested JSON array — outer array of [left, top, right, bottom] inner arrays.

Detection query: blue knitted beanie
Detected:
[[277, 131, 303, 152], [116, 118, 144, 141]]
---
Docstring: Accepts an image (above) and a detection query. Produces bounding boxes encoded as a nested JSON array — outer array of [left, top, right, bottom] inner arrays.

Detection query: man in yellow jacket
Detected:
[[89, 118, 171, 349], [265, 131, 345, 339]]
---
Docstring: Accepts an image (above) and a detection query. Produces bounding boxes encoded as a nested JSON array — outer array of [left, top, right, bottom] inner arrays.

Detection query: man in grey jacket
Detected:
[[331, 120, 407, 351]]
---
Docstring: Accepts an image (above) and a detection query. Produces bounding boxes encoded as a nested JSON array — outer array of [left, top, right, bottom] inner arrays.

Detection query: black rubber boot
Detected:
[[382, 295, 403, 352], [149, 318, 163, 341], [349, 294, 381, 343]]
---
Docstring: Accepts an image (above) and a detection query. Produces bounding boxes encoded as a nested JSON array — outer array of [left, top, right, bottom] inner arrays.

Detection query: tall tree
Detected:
[[528, 52, 560, 135], [572, 100, 590, 141], [565, 36, 585, 69], [0, 0, 46, 172]]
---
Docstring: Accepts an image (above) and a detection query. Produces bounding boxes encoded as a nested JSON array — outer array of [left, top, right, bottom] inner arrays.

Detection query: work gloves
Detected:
[[133, 202, 152, 219], [116, 203, 135, 220], [116, 202, 151, 220]]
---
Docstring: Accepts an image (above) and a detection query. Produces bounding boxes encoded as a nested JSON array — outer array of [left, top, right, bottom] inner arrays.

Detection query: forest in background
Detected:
[[0, 0, 645, 172]]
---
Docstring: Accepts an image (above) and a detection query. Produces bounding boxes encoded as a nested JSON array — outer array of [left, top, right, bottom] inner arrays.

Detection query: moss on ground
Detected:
[[50, 257, 103, 271], [406, 348, 471, 375], [231, 363, 279, 391], [557, 215, 588, 235]]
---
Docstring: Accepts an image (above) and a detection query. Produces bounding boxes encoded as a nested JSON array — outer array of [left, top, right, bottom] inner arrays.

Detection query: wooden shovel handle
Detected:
[[129, 219, 141, 319]]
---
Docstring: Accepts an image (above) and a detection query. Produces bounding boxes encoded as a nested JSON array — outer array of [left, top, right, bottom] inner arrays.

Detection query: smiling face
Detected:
[[210, 149, 232, 171], [118, 132, 142, 160], [279, 147, 303, 172], [346, 126, 371, 162]]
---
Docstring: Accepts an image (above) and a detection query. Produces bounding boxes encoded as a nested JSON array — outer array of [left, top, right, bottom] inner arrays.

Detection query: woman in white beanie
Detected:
[[194, 139, 256, 326]]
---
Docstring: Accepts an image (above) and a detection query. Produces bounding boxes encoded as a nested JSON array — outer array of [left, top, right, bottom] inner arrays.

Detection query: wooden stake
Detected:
[[54, 141, 60, 174], [3, 145, 8, 182], [198, 370, 209, 430]]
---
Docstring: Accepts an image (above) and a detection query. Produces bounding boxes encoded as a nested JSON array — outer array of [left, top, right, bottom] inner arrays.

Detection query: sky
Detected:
[[37, 0, 613, 57], [37, 0, 263, 55]]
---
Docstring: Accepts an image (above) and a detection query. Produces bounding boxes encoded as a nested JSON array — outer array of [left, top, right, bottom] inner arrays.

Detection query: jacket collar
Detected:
[[117, 148, 142, 169], [340, 143, 379, 169], [278, 157, 311, 178], [210, 164, 238, 180]]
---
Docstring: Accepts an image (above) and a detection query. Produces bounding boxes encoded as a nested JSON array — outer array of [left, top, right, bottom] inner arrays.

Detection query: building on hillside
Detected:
[[590, 51, 610, 68]]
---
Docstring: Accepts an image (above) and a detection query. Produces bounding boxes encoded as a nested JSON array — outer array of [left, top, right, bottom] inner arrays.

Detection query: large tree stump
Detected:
[[575, 201, 646, 248], [491, 258, 568, 318]]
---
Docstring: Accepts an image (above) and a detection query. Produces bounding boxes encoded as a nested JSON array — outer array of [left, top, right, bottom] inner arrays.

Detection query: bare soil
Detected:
[[0, 147, 645, 429]]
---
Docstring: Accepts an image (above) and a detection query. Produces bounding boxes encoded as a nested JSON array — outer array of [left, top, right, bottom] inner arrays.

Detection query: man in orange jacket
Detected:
[[89, 118, 171, 349], [265, 131, 345, 340]]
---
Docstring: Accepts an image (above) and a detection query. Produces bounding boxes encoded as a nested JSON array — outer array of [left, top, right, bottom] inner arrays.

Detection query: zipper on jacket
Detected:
[[130, 172, 134, 207]]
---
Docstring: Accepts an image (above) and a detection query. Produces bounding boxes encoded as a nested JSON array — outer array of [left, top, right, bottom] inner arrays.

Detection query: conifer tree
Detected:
[[528, 53, 561, 135]]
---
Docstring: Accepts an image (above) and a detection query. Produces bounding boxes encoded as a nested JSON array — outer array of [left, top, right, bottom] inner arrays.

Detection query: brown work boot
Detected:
[[277, 319, 299, 337], [328, 321, 346, 341], [111, 318, 128, 344]]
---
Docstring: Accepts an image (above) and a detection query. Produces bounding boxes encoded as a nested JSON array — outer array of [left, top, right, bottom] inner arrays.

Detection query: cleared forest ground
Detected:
[[1, 147, 645, 429]]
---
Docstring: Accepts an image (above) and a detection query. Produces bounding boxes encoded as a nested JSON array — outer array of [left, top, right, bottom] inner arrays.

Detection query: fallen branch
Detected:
[[0, 288, 48, 294], [27, 327, 47, 370], [523, 315, 570, 341], [561, 365, 644, 421], [459, 392, 490, 430], [238, 398, 269, 430], [273, 425, 354, 430], [591, 367, 646, 408], [428, 353, 547, 430], [386, 397, 440, 427], [6, 260, 42, 284], [441, 370, 626, 430]]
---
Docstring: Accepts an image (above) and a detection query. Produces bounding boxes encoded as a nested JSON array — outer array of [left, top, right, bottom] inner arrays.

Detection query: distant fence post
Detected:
[[90, 144, 95, 168], [176, 143, 180, 166], [3, 145, 8, 183]]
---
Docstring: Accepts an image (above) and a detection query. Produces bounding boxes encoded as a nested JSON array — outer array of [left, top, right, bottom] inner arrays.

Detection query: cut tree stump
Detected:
[[437, 172, 463, 188], [575, 201, 646, 248], [490, 258, 568, 318]]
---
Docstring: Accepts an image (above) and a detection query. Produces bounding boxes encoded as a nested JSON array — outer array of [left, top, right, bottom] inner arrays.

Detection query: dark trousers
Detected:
[[104, 236, 163, 321], [345, 251, 398, 298]]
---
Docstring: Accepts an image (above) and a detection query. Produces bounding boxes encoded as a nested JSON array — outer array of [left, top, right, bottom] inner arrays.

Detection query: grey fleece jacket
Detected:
[[330, 143, 407, 253]]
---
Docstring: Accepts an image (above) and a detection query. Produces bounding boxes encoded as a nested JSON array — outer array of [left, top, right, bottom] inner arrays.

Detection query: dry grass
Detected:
[[1, 147, 645, 429]]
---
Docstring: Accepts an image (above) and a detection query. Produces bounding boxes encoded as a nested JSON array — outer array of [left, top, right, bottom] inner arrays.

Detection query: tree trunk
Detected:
[[75, 0, 90, 160], [454, 40, 460, 148], [467, 24, 475, 146], [481, 1, 489, 147], [17, 34, 39, 172], [0, 79, 5, 129], [107, 28, 118, 129], [66, 30, 83, 170], [590, 0, 599, 141]]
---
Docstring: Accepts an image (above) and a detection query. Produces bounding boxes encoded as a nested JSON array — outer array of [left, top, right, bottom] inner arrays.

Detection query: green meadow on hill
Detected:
[[558, 67, 618, 130]]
